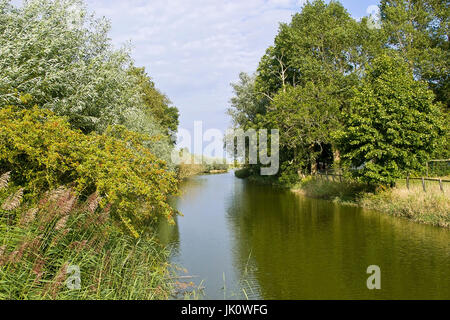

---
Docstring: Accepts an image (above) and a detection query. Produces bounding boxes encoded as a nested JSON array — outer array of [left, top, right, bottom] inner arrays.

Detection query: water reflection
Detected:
[[160, 172, 450, 300]]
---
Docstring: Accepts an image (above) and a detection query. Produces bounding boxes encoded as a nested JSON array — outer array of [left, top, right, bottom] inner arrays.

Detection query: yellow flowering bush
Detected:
[[0, 106, 179, 237]]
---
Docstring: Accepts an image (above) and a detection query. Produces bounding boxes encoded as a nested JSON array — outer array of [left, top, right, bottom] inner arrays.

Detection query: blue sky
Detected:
[[85, 0, 380, 137]]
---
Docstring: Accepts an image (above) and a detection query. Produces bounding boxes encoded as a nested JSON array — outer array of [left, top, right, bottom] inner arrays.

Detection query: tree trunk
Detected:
[[333, 147, 341, 170]]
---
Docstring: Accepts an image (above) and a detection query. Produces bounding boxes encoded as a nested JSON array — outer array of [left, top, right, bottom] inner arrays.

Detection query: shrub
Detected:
[[235, 168, 252, 179], [298, 177, 371, 202], [0, 106, 179, 237]]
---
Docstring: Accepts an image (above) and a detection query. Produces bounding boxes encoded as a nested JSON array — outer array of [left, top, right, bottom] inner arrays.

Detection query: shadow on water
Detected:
[[159, 172, 450, 300]]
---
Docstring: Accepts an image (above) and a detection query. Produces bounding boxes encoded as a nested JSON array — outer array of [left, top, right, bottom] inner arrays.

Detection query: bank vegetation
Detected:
[[230, 0, 449, 227], [0, 0, 181, 299]]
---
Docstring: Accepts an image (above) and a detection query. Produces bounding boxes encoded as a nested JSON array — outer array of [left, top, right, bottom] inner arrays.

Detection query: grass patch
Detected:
[[292, 177, 450, 228], [0, 185, 176, 300], [234, 168, 252, 179], [294, 177, 372, 202], [360, 183, 450, 228]]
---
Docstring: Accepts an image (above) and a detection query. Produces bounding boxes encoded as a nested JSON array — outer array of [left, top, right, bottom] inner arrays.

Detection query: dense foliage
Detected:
[[380, 0, 449, 108], [0, 0, 181, 234], [0, 180, 174, 299], [0, 107, 179, 237], [0, 0, 183, 299], [229, 0, 448, 186], [129, 67, 180, 139], [336, 55, 445, 185], [0, 0, 178, 155]]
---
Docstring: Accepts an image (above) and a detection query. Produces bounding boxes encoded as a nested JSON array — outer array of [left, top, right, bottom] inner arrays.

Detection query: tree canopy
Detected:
[[336, 54, 445, 185], [0, 0, 179, 142], [229, 0, 449, 186]]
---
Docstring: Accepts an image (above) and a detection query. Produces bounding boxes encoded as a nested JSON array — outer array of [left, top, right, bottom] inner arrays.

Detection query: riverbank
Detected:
[[234, 169, 449, 228], [0, 183, 177, 300], [292, 178, 450, 228], [178, 163, 229, 180], [168, 172, 450, 299]]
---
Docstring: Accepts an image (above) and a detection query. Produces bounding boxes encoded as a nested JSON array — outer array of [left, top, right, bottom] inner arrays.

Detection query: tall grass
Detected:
[[177, 154, 229, 180], [294, 176, 372, 202], [0, 176, 175, 300], [361, 182, 449, 228], [294, 177, 449, 228]]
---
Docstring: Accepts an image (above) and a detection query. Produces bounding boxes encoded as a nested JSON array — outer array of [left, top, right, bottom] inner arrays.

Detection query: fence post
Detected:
[[439, 179, 444, 193], [422, 177, 426, 192], [406, 175, 410, 190]]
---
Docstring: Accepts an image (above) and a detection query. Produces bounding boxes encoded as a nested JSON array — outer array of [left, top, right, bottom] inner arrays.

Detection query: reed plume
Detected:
[[1, 188, 24, 211], [57, 188, 77, 216], [55, 215, 69, 231], [45, 262, 69, 299], [87, 192, 101, 213], [0, 245, 7, 266], [0, 172, 10, 189], [32, 256, 46, 285], [8, 250, 20, 264], [19, 208, 39, 226]]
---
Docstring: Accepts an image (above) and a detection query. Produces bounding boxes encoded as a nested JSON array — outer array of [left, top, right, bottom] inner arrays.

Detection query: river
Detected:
[[158, 172, 450, 300]]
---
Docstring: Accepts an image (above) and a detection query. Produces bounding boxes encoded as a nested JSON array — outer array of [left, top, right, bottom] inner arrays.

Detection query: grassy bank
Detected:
[[177, 154, 230, 180], [293, 177, 449, 228], [0, 178, 176, 300]]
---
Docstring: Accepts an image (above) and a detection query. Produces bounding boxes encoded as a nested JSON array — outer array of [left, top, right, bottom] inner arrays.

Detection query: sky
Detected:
[[85, 0, 380, 140]]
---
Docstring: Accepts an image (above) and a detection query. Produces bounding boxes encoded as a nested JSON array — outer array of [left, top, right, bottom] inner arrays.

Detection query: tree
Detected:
[[0, 0, 177, 168], [337, 54, 445, 186], [0, 0, 167, 139], [264, 82, 341, 179], [380, 0, 449, 108], [227, 72, 267, 130], [129, 67, 179, 139], [255, 0, 373, 99], [249, 0, 373, 180]]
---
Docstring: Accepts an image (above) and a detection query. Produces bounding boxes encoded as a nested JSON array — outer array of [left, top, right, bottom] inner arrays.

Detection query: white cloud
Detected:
[[86, 0, 302, 132]]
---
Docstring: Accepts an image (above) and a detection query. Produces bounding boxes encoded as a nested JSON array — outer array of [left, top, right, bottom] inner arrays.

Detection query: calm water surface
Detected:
[[158, 172, 450, 300]]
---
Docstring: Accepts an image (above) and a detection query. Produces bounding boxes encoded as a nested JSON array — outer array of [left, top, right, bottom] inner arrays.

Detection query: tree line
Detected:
[[0, 0, 180, 236], [228, 0, 449, 186]]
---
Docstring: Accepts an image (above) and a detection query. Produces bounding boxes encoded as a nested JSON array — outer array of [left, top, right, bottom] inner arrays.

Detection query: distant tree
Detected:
[[337, 54, 446, 186], [227, 72, 267, 130], [129, 67, 179, 139]]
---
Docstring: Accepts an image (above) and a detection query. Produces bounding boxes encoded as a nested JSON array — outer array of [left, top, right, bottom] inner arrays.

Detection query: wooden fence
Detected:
[[315, 172, 450, 193], [406, 176, 450, 193]]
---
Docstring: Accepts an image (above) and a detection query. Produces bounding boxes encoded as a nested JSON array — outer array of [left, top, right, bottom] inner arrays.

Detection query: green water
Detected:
[[159, 172, 450, 300]]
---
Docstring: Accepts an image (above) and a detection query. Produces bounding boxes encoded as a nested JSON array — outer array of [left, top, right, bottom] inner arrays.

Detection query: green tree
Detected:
[[0, 0, 174, 143], [264, 82, 341, 179], [337, 54, 445, 186], [0, 0, 177, 168], [255, 0, 374, 99], [250, 0, 375, 179], [380, 0, 449, 108], [129, 67, 179, 139], [227, 72, 267, 130]]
